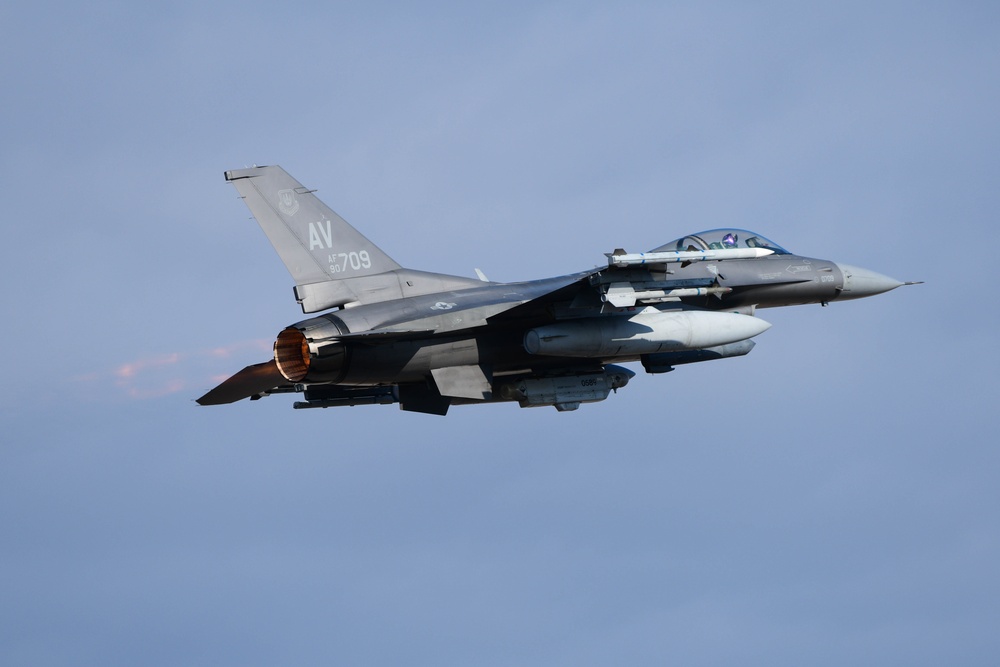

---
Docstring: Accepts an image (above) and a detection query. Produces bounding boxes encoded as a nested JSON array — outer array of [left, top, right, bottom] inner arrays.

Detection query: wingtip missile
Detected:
[[608, 247, 774, 267]]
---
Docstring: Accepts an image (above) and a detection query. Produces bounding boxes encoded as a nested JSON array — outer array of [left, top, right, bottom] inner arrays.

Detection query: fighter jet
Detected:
[[198, 165, 917, 415]]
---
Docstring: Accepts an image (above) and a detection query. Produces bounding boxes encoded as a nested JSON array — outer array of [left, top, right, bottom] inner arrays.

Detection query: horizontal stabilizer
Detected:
[[196, 360, 285, 405]]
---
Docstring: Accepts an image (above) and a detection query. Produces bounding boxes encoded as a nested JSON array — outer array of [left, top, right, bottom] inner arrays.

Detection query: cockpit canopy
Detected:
[[653, 228, 790, 255]]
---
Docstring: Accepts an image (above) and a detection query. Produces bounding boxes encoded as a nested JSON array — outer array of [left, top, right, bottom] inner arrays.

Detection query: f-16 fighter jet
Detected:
[[198, 166, 917, 415]]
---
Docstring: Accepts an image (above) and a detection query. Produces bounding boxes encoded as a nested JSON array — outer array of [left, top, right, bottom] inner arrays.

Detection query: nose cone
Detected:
[[836, 263, 904, 300]]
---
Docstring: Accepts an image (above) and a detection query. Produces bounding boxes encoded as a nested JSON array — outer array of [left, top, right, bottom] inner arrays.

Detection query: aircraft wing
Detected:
[[485, 271, 601, 327]]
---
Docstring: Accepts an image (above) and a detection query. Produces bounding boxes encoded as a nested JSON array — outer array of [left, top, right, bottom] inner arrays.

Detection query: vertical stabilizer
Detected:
[[224, 166, 401, 286]]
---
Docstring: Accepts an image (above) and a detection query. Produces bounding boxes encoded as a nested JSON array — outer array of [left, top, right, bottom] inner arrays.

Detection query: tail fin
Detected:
[[225, 164, 401, 283], [225, 165, 484, 313]]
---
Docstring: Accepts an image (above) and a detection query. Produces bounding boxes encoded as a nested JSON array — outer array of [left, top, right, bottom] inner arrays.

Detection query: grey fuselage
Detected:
[[283, 253, 845, 387]]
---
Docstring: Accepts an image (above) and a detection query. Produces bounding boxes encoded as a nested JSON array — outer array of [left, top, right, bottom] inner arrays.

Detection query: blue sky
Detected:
[[1, 2, 998, 665]]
